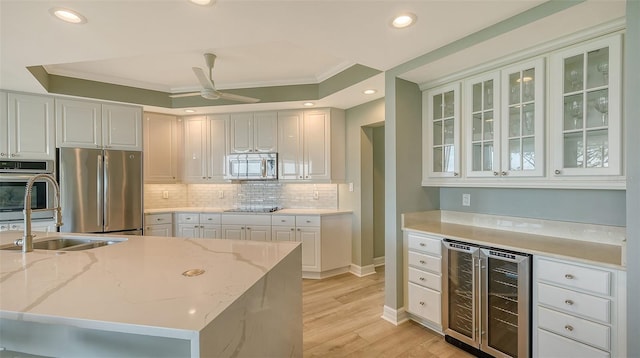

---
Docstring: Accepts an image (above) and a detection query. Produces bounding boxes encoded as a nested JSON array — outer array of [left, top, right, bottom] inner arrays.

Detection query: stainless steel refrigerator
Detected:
[[58, 148, 143, 235]]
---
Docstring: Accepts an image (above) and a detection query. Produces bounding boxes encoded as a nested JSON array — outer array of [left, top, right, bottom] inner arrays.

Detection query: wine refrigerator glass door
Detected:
[[442, 241, 480, 348], [480, 248, 531, 358]]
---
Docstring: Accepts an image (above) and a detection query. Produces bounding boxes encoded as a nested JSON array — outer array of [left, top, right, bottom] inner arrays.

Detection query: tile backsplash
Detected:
[[144, 183, 338, 210]]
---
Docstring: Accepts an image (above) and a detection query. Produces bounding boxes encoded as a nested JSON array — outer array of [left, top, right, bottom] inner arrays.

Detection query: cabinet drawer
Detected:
[[222, 214, 271, 226], [408, 267, 441, 291], [145, 213, 172, 224], [272, 215, 295, 226], [296, 215, 320, 227], [408, 252, 442, 274], [537, 258, 611, 295], [200, 213, 221, 225], [408, 283, 441, 324], [177, 213, 199, 224], [538, 306, 610, 351], [538, 283, 610, 323], [407, 233, 441, 256], [537, 328, 610, 358]]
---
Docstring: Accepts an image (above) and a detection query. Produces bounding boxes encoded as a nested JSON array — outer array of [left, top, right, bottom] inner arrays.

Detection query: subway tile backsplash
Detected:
[[144, 183, 337, 210]]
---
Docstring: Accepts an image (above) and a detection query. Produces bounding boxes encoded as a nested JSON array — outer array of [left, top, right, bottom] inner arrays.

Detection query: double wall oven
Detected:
[[0, 160, 56, 224], [443, 239, 532, 358]]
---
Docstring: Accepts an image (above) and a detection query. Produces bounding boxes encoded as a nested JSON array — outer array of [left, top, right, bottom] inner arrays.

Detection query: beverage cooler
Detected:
[[442, 240, 531, 358]]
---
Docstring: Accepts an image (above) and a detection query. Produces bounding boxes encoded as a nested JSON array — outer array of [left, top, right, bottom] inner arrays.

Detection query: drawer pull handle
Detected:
[[208, 218, 213, 221], [419, 277, 426, 281], [156, 218, 163, 221], [419, 302, 425, 306], [419, 243, 426, 247], [564, 299, 574, 306], [419, 260, 426, 264], [564, 274, 574, 279], [281, 220, 286, 222], [564, 325, 574, 332]]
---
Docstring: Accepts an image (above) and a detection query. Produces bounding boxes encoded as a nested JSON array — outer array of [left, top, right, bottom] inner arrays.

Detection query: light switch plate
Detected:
[[162, 191, 169, 199]]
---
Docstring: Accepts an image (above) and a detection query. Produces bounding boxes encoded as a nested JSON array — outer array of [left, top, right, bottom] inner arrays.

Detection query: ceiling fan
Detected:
[[169, 53, 260, 103]]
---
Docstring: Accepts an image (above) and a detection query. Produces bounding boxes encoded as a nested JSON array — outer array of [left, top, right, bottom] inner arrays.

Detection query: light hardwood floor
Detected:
[[302, 267, 474, 357]]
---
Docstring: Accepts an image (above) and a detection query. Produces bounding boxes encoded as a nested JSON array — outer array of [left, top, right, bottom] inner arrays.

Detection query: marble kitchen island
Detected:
[[0, 231, 302, 357]]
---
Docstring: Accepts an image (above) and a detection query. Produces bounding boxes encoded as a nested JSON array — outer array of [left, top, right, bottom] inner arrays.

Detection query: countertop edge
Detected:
[[144, 207, 352, 216], [402, 224, 625, 271]]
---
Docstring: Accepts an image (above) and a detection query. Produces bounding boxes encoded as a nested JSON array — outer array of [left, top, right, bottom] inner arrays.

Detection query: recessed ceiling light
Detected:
[[188, 0, 216, 6], [391, 13, 417, 29], [363, 89, 377, 95], [184, 109, 196, 113], [303, 102, 315, 107], [49, 7, 87, 24]]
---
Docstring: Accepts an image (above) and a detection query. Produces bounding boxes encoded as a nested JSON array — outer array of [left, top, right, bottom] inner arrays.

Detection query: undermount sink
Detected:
[[0, 236, 127, 251]]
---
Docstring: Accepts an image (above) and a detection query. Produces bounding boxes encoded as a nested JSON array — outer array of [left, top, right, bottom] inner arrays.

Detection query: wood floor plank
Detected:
[[303, 267, 474, 358]]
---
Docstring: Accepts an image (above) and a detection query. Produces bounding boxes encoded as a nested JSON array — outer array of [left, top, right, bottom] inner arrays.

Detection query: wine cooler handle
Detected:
[[475, 255, 481, 340]]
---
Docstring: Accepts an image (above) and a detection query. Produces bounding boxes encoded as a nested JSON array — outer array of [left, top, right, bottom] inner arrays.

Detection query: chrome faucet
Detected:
[[19, 174, 63, 252]]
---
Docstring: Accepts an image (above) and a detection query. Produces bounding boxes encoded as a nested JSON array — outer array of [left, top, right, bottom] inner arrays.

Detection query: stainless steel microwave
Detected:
[[226, 153, 277, 180]]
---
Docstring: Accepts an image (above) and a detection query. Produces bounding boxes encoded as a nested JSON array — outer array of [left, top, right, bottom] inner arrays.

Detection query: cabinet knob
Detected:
[[453, 172, 459, 177], [564, 274, 574, 280], [247, 227, 251, 230], [0, 153, 5, 157], [419, 277, 426, 281], [305, 176, 309, 178], [501, 171, 507, 176], [297, 228, 301, 231], [10, 153, 17, 157], [290, 228, 294, 231], [207, 218, 213, 221], [419, 301, 425, 306], [493, 171, 499, 176], [564, 325, 574, 332], [564, 299, 574, 306], [419, 260, 426, 264], [555, 169, 561, 175], [419, 242, 426, 247], [299, 176, 302, 179]]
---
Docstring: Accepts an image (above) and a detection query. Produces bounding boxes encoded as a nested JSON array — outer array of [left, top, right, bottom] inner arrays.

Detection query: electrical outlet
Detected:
[[162, 191, 169, 199], [313, 191, 319, 200], [462, 193, 471, 206], [218, 190, 224, 199], [349, 183, 354, 192]]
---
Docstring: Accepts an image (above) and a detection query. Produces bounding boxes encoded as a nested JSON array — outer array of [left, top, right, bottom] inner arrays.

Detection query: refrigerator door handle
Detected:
[[103, 153, 109, 230], [97, 154, 104, 228]]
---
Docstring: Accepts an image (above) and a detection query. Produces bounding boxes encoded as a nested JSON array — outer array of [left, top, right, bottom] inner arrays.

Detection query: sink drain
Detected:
[[182, 269, 205, 277]]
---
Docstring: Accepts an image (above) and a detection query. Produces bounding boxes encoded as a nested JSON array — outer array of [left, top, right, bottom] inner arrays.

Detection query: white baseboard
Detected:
[[381, 305, 408, 326], [373, 256, 385, 267], [349, 264, 376, 277], [302, 266, 350, 280]]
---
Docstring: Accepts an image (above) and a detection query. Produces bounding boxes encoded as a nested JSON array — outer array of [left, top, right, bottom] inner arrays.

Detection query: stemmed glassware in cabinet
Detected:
[[594, 96, 608, 125]]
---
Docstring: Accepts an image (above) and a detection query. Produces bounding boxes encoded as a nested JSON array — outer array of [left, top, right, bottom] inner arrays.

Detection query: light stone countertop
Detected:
[[0, 231, 300, 339], [403, 211, 624, 270], [145, 207, 352, 216]]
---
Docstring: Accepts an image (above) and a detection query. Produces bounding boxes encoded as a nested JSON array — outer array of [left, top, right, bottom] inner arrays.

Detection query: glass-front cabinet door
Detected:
[[465, 72, 501, 177], [500, 58, 545, 178], [550, 34, 622, 177], [424, 83, 460, 178]]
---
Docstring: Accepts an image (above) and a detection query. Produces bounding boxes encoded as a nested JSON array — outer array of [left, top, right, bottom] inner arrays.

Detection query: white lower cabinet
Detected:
[[221, 214, 272, 241], [533, 256, 626, 358], [144, 213, 173, 237], [0, 220, 57, 233], [175, 213, 221, 239], [403, 231, 443, 331]]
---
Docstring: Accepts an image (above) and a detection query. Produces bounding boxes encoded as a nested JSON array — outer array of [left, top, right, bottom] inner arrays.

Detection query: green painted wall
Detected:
[[625, 0, 640, 352], [373, 126, 385, 259]]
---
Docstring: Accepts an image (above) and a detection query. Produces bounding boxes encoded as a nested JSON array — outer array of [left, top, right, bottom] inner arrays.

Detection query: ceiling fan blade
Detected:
[[216, 91, 260, 103], [169, 92, 201, 98], [192, 67, 215, 90]]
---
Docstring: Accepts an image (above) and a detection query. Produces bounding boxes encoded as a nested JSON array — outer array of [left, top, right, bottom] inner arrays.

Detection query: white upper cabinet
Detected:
[[465, 72, 501, 178], [277, 110, 303, 180], [182, 115, 227, 183], [500, 58, 545, 178], [3, 92, 55, 160], [143, 112, 181, 183], [102, 104, 142, 150], [56, 98, 142, 151], [229, 111, 277, 153], [549, 34, 622, 178], [277, 108, 345, 182], [424, 83, 461, 179]]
